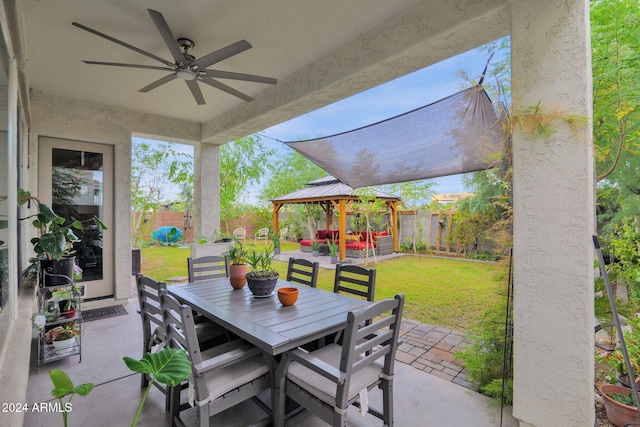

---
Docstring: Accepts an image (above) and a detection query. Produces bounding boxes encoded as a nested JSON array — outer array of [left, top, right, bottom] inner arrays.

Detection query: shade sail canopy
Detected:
[[285, 85, 505, 189]]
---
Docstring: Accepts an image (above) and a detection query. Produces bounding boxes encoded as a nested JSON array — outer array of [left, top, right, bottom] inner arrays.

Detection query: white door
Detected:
[[39, 137, 114, 299]]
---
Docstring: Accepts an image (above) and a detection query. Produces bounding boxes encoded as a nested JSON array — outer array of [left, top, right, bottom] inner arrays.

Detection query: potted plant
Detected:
[[223, 242, 248, 289], [46, 322, 79, 355], [244, 245, 279, 297], [62, 299, 77, 318], [311, 241, 321, 257], [271, 231, 281, 255], [18, 189, 107, 286], [599, 383, 640, 427], [602, 316, 640, 389], [327, 239, 338, 264]]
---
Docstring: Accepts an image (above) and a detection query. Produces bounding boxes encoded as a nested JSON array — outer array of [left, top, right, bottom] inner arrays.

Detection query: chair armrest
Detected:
[[193, 342, 262, 376], [288, 348, 345, 383]]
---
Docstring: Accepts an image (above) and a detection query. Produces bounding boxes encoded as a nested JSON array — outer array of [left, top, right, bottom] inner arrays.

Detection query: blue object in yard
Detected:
[[151, 226, 183, 243]]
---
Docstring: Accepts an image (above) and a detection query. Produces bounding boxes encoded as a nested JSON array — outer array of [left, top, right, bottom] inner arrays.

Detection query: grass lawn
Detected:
[[140, 245, 508, 331]]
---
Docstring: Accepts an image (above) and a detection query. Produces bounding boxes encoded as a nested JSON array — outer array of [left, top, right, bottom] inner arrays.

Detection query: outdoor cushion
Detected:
[[327, 230, 340, 241], [345, 241, 374, 250], [200, 347, 270, 402], [287, 343, 382, 406], [299, 240, 312, 247], [317, 230, 328, 240]]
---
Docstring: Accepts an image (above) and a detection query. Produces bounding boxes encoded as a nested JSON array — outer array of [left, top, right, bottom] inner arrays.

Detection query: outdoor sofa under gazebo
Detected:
[[271, 176, 400, 261]]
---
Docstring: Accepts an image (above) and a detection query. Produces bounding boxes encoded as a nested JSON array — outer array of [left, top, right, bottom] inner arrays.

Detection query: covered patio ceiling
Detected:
[[18, 0, 509, 144]]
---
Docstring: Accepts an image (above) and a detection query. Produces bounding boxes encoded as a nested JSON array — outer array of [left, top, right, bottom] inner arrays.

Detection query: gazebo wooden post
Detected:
[[338, 199, 346, 260], [390, 201, 399, 252], [272, 202, 282, 233]]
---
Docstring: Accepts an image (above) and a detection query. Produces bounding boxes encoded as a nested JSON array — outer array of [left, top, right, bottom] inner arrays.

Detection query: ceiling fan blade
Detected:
[[83, 61, 173, 71], [192, 40, 252, 70], [72, 22, 173, 67], [202, 70, 277, 85], [185, 80, 206, 105], [199, 76, 253, 102], [139, 74, 177, 93], [147, 9, 186, 65]]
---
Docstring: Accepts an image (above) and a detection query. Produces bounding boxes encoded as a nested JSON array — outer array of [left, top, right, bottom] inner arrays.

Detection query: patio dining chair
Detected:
[[255, 227, 269, 244], [232, 227, 246, 244], [273, 294, 405, 427], [333, 264, 376, 302], [135, 274, 225, 410], [187, 255, 229, 282], [159, 290, 271, 427], [278, 227, 288, 241], [286, 257, 319, 288]]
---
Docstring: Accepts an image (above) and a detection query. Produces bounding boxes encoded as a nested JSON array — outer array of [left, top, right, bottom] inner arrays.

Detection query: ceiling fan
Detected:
[[72, 9, 277, 105]]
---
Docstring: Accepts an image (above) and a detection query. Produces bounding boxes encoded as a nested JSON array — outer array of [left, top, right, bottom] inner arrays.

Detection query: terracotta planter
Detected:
[[277, 287, 298, 306], [600, 383, 640, 427], [229, 264, 248, 289]]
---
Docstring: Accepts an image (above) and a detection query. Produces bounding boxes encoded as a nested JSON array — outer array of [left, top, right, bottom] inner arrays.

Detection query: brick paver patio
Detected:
[[396, 319, 474, 390]]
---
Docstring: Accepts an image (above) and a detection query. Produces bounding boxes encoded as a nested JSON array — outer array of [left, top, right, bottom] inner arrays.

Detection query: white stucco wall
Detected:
[[29, 91, 202, 300], [194, 142, 221, 241], [510, 1, 594, 425]]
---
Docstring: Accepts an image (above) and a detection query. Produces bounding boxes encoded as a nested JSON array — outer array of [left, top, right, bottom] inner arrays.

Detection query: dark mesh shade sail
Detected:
[[285, 85, 505, 188]]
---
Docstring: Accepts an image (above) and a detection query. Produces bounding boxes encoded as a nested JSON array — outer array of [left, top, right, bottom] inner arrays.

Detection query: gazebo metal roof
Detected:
[[272, 176, 400, 203]]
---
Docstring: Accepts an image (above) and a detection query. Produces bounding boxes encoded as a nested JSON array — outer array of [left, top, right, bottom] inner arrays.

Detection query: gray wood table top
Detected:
[[167, 278, 372, 356]]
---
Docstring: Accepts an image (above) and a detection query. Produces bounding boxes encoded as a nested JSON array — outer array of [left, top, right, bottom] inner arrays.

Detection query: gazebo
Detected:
[[271, 176, 401, 261]]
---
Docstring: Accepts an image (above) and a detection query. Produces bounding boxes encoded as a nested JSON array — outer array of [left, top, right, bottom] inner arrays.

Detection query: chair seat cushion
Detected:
[[287, 344, 382, 406], [345, 241, 375, 250], [199, 344, 269, 403]]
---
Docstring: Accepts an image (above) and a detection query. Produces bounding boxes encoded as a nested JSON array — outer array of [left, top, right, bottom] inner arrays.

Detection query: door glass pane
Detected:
[[51, 149, 104, 282]]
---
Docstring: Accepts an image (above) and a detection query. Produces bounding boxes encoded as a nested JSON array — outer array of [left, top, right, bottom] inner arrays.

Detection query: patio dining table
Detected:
[[167, 277, 372, 356]]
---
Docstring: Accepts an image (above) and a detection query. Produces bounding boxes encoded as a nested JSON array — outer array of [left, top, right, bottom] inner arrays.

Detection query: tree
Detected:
[[260, 149, 326, 238], [219, 135, 274, 231], [259, 150, 325, 202], [592, 0, 640, 232], [131, 141, 192, 245]]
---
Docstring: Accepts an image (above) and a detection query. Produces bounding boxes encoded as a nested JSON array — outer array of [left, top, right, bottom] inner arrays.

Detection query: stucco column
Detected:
[[510, 1, 594, 426], [194, 142, 221, 239]]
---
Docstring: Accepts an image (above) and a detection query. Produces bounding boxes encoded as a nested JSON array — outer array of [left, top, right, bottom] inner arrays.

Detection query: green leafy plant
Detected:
[[45, 322, 79, 342], [609, 392, 637, 407], [310, 241, 321, 252], [327, 239, 338, 257], [18, 189, 107, 260], [123, 347, 192, 427], [606, 219, 640, 303], [223, 241, 246, 265], [601, 316, 640, 386], [455, 299, 512, 405], [245, 245, 278, 279], [270, 231, 280, 249], [49, 369, 94, 427]]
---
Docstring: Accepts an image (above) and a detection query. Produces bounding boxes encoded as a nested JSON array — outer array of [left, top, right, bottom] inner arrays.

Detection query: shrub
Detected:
[[455, 298, 512, 404]]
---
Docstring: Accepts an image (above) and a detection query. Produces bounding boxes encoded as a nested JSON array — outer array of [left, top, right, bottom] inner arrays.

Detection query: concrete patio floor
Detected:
[[25, 271, 518, 426]]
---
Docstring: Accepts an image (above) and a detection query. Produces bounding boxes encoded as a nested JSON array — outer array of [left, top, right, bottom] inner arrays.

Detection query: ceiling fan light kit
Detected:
[[72, 9, 276, 105]]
